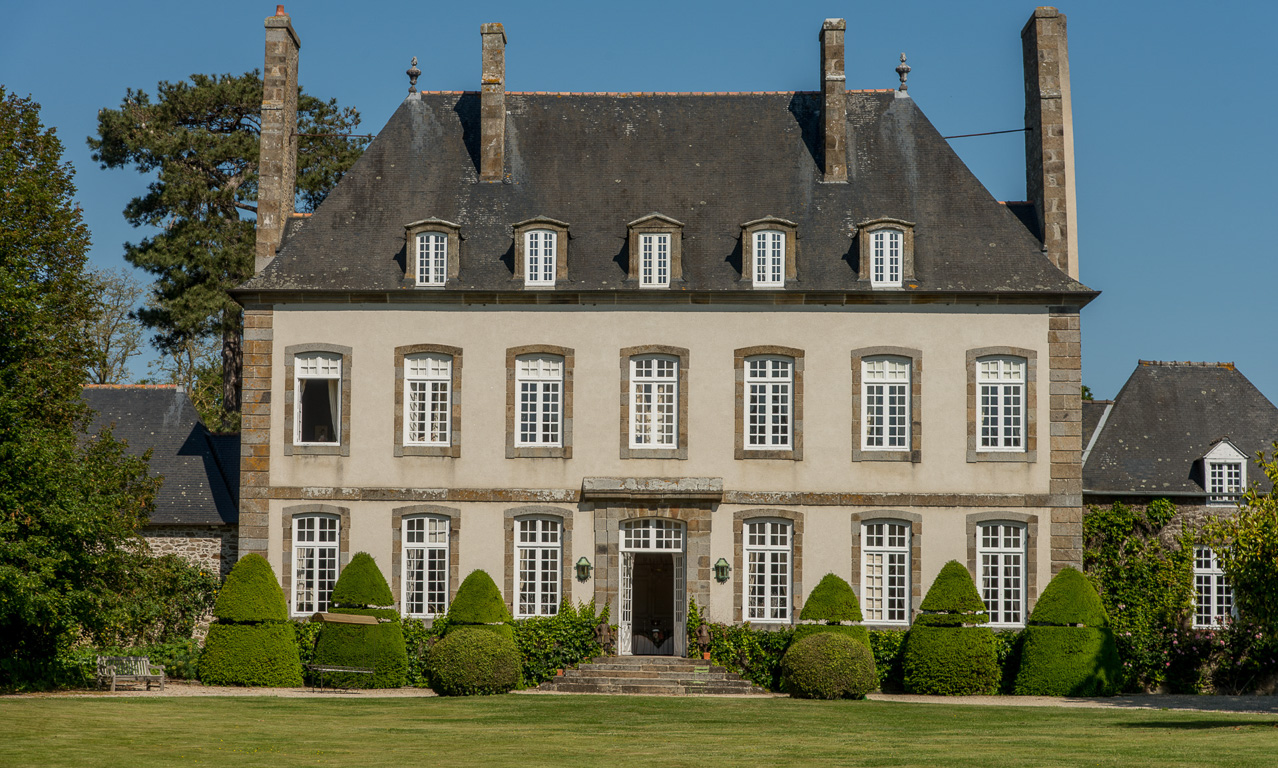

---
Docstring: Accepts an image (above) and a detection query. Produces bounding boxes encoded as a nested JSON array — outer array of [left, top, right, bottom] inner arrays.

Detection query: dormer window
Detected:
[[642, 234, 670, 286], [417, 233, 447, 286], [857, 218, 915, 288], [404, 218, 461, 287], [741, 217, 798, 288], [627, 214, 684, 288], [526, 230, 556, 285], [513, 217, 569, 288], [871, 230, 902, 286], [1203, 438, 1247, 504]]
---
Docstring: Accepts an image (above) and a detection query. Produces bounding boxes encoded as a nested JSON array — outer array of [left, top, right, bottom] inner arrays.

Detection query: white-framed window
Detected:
[[630, 355, 678, 448], [516, 517, 561, 617], [745, 519, 792, 622], [978, 356, 1025, 451], [516, 355, 563, 447], [639, 233, 670, 287], [404, 516, 449, 617], [293, 514, 339, 615], [621, 518, 685, 551], [862, 521, 910, 624], [753, 230, 785, 287], [404, 353, 451, 446], [871, 229, 903, 287], [862, 356, 910, 450], [1193, 545, 1234, 628], [524, 229, 557, 286], [416, 232, 448, 286], [746, 356, 793, 449], [294, 352, 341, 445], [1207, 461, 1243, 505], [978, 522, 1026, 626]]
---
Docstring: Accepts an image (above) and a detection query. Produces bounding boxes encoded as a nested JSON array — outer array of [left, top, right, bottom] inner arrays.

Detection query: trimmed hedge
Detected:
[[791, 623, 869, 649], [903, 560, 998, 694], [428, 626, 520, 696], [917, 560, 988, 621], [211, 553, 288, 623], [1014, 567, 1120, 696], [781, 633, 878, 699], [1025, 566, 1109, 627], [315, 553, 408, 688], [199, 623, 304, 687], [799, 574, 863, 623], [447, 570, 511, 626], [330, 552, 394, 609]]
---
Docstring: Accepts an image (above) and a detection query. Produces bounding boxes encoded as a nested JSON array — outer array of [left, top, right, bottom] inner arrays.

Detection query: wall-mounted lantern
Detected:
[[575, 556, 593, 582], [714, 557, 732, 583]]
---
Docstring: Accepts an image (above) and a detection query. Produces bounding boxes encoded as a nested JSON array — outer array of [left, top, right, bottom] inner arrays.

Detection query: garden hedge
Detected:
[[799, 574, 864, 623], [199, 555, 302, 686], [447, 570, 512, 626], [1014, 566, 1120, 696], [314, 552, 408, 688], [781, 633, 878, 699], [210, 553, 288, 623], [903, 560, 999, 695], [428, 626, 521, 696], [330, 552, 395, 610], [791, 623, 869, 648]]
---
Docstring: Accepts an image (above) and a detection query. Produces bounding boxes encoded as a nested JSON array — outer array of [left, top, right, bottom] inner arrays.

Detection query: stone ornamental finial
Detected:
[[896, 53, 911, 92], [407, 56, 421, 94]]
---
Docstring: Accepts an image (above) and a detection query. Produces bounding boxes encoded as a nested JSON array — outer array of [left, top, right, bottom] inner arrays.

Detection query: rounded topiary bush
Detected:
[[800, 574, 864, 623], [314, 552, 408, 688], [199, 554, 303, 687], [781, 632, 878, 699], [211, 552, 289, 623], [428, 626, 521, 696], [447, 570, 512, 626], [1014, 567, 1121, 696], [791, 623, 869, 648], [902, 560, 999, 695]]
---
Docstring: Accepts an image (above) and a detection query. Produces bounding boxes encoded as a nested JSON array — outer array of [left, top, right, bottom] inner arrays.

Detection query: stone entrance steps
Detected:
[[536, 655, 772, 696]]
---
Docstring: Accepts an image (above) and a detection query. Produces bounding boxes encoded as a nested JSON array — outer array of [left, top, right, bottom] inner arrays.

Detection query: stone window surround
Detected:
[[503, 506, 573, 619], [967, 346, 1038, 463], [856, 217, 916, 285], [391, 505, 461, 620], [512, 217, 570, 286], [740, 217, 799, 287], [505, 344, 574, 459], [619, 345, 690, 460], [734, 345, 805, 461], [966, 510, 1039, 619], [849, 510, 923, 627], [404, 218, 462, 285], [284, 343, 352, 457], [393, 344, 463, 458], [282, 504, 351, 617], [733, 508, 804, 623], [626, 213, 685, 287], [850, 346, 923, 463]]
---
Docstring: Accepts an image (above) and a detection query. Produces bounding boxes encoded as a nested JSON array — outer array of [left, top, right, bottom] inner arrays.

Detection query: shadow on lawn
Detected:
[[1077, 697, 1278, 715], [1114, 720, 1278, 730]]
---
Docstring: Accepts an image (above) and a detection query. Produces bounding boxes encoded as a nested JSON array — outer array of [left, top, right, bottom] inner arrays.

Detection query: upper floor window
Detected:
[[416, 232, 447, 286], [516, 355, 563, 447], [745, 519, 792, 622], [525, 230, 557, 286], [857, 218, 915, 287], [746, 356, 793, 450], [1208, 461, 1244, 504], [627, 213, 684, 288], [640, 233, 670, 287], [516, 517, 561, 618], [862, 356, 910, 450], [871, 229, 903, 287], [1193, 545, 1234, 628], [404, 353, 451, 446], [978, 522, 1026, 627], [977, 356, 1025, 451], [404, 218, 460, 287], [862, 521, 910, 625], [295, 353, 341, 445], [293, 514, 339, 615], [630, 355, 678, 449], [753, 230, 785, 287], [741, 217, 797, 288]]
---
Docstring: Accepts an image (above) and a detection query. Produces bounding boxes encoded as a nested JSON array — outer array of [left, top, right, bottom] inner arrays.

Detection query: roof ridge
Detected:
[[414, 89, 894, 96], [83, 384, 179, 389], [1138, 360, 1236, 369]]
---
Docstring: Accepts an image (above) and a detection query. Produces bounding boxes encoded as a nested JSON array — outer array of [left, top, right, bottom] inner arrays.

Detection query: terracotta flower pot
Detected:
[[702, 652, 712, 660]]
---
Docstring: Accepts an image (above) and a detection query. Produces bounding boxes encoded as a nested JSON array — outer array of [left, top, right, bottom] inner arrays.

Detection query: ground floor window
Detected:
[[517, 517, 561, 617], [745, 519, 791, 622], [404, 516, 449, 617], [1193, 546, 1233, 628], [862, 521, 910, 624], [294, 515, 339, 614], [977, 522, 1025, 626]]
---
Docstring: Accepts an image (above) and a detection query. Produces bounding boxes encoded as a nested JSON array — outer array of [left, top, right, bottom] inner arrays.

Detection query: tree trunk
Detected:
[[222, 321, 242, 419]]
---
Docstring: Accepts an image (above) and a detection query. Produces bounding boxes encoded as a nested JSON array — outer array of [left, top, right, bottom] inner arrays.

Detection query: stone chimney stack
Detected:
[[1022, 7, 1078, 280], [819, 19, 847, 183], [255, 5, 300, 274], [480, 23, 506, 183]]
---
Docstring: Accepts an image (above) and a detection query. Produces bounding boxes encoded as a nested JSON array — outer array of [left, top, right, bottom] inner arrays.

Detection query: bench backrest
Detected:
[[97, 656, 153, 676]]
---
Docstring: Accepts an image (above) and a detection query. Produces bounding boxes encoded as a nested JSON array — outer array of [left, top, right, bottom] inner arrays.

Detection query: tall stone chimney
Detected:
[[255, 5, 300, 274], [479, 23, 506, 183], [819, 19, 847, 183], [1022, 7, 1078, 280]]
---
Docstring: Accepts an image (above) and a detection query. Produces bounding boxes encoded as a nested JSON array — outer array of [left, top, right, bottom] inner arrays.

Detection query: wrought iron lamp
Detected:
[[575, 556, 593, 582], [714, 557, 732, 583]]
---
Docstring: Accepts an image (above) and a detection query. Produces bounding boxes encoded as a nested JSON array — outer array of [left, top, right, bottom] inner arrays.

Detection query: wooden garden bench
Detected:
[[305, 664, 374, 692], [96, 655, 165, 692]]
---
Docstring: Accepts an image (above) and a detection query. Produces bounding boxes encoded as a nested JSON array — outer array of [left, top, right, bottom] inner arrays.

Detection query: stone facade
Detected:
[[143, 526, 238, 580]]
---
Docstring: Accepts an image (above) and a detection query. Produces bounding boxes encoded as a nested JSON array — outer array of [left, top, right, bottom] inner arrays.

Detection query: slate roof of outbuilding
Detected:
[[239, 91, 1094, 299], [83, 386, 238, 526], [1083, 362, 1278, 497]]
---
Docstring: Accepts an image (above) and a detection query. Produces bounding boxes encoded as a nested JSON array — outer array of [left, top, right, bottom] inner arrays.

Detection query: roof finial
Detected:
[[406, 56, 421, 95], [896, 53, 911, 92]]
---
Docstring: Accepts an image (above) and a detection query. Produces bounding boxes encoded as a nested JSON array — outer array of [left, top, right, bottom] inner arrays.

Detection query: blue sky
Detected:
[[3, 0, 1275, 400]]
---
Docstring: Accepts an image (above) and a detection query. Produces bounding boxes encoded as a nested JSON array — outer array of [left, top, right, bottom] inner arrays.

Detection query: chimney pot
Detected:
[[275, 5, 286, 16], [819, 18, 848, 183]]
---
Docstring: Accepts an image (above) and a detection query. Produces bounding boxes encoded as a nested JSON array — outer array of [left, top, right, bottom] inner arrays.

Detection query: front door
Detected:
[[617, 519, 687, 656]]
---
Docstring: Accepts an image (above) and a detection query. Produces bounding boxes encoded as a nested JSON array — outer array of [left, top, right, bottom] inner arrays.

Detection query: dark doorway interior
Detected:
[[632, 553, 674, 655]]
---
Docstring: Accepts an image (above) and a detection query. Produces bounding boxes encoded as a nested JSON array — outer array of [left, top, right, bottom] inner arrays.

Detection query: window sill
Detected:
[[737, 447, 801, 461], [621, 446, 687, 460], [396, 444, 461, 458], [285, 443, 349, 457], [507, 445, 571, 459], [853, 448, 919, 463], [967, 449, 1035, 463]]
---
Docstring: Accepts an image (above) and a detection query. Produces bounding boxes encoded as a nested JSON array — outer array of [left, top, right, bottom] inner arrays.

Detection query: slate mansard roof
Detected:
[[83, 386, 239, 526], [1083, 362, 1278, 498], [239, 90, 1095, 302]]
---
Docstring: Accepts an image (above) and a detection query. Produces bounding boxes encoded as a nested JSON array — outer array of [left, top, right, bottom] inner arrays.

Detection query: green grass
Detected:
[[1, 695, 1274, 767]]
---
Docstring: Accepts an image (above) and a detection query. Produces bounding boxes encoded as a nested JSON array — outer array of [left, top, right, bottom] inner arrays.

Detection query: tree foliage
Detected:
[[83, 267, 145, 384], [1207, 446, 1278, 630]]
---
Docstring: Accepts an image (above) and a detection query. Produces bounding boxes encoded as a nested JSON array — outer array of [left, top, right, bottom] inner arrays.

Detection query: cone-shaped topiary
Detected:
[[447, 570, 512, 626], [429, 626, 521, 696], [1013, 567, 1121, 696], [781, 632, 879, 699], [903, 560, 999, 695], [793, 573, 869, 648], [199, 554, 303, 686], [330, 552, 395, 611], [314, 552, 408, 688]]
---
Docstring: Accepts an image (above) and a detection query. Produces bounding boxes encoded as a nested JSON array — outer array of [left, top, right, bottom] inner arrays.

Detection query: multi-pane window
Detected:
[[1207, 461, 1243, 505], [978, 357, 1025, 451], [416, 232, 447, 286], [621, 518, 684, 551], [745, 520, 792, 622], [517, 518, 561, 617], [863, 357, 910, 450], [746, 356, 793, 449], [516, 355, 563, 447], [639, 233, 670, 287], [525, 230, 557, 286], [294, 353, 341, 445], [871, 229, 903, 287], [404, 516, 449, 617], [630, 355, 678, 448], [863, 521, 910, 624], [294, 515, 339, 615], [1193, 546, 1233, 628], [404, 354, 451, 446], [753, 230, 785, 287], [978, 522, 1026, 626]]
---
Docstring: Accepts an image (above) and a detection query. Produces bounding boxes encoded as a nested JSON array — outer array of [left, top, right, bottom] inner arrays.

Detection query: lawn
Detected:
[[1, 695, 1274, 767]]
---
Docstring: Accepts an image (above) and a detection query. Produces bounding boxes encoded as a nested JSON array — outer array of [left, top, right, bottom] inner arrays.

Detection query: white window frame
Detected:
[[416, 232, 448, 286], [1193, 545, 1234, 628], [293, 352, 341, 446], [862, 356, 910, 450], [977, 356, 1026, 452], [515, 354, 563, 447], [744, 519, 792, 623], [870, 229, 903, 287], [629, 355, 678, 449], [978, 522, 1026, 627], [639, 233, 671, 287], [745, 356, 793, 450], [403, 515, 450, 618], [862, 521, 910, 625], [404, 353, 451, 447], [516, 517, 561, 618], [1207, 461, 1244, 505], [752, 230, 785, 288], [293, 514, 339, 616], [524, 229, 557, 287]]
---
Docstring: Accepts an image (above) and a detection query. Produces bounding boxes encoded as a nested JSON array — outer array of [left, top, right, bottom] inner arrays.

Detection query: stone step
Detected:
[[540, 680, 769, 696], [577, 662, 727, 674], [562, 669, 736, 681]]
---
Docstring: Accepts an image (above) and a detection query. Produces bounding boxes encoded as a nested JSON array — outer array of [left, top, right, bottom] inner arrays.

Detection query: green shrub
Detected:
[[799, 574, 863, 623], [447, 570, 512, 626], [314, 553, 408, 688], [903, 561, 998, 694], [917, 560, 988, 621], [199, 623, 303, 687], [1013, 626, 1120, 696], [330, 552, 394, 609], [428, 626, 520, 695], [1028, 567, 1109, 627], [512, 600, 609, 686], [791, 623, 869, 648], [868, 629, 908, 692], [685, 599, 791, 691], [211, 554, 288, 623], [781, 633, 878, 699]]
